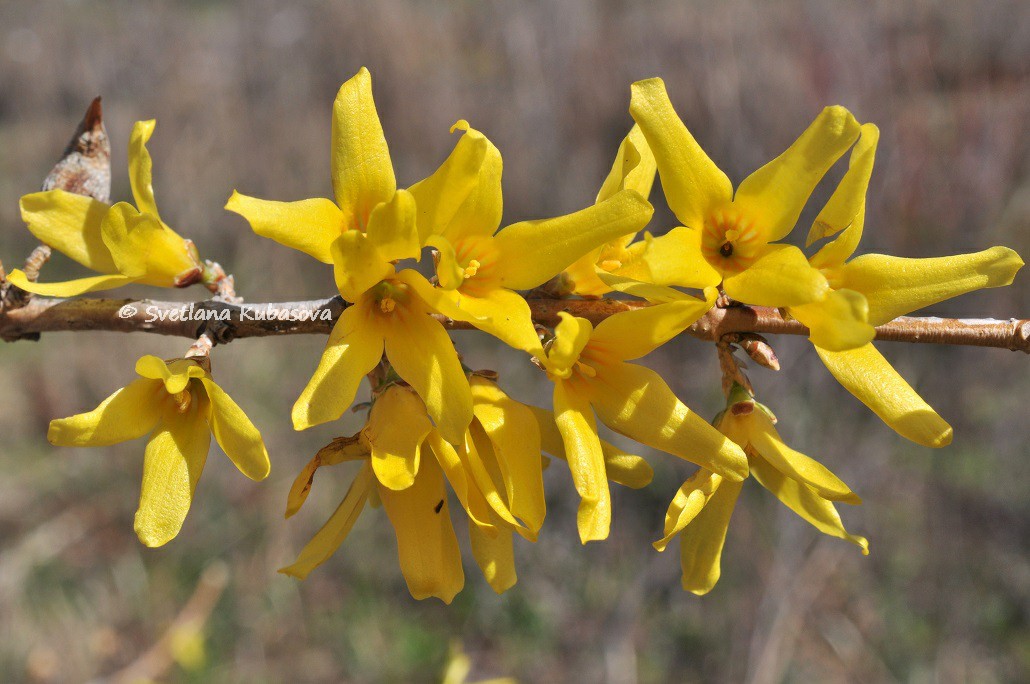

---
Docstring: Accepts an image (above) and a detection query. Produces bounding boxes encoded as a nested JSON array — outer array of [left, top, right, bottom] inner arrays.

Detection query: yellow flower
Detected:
[[610, 77, 862, 308], [225, 68, 471, 441], [404, 120, 654, 352], [7, 121, 204, 296], [281, 378, 651, 600], [537, 298, 749, 543], [560, 124, 660, 298], [796, 123, 1024, 446], [657, 389, 867, 596], [47, 355, 270, 547]]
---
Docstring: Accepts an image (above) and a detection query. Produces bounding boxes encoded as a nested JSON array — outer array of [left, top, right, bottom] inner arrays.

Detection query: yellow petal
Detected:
[[723, 244, 829, 307], [653, 469, 723, 552], [678, 478, 743, 595], [471, 376, 546, 535], [408, 120, 503, 244], [20, 190, 117, 272], [101, 202, 198, 286], [134, 397, 211, 547], [425, 234, 465, 290], [4, 269, 136, 297], [128, 120, 161, 219], [470, 516, 517, 594], [135, 356, 205, 394], [589, 295, 714, 362], [528, 405, 653, 489], [491, 189, 653, 291], [789, 288, 875, 352], [816, 344, 952, 448], [597, 124, 657, 204], [745, 411, 861, 504], [366, 189, 420, 262], [199, 377, 270, 481], [364, 385, 433, 490], [735, 106, 860, 241], [48, 378, 164, 447], [331, 68, 396, 225], [330, 231, 395, 302], [598, 270, 695, 304], [382, 273, 473, 444], [279, 462, 373, 579], [588, 362, 749, 481], [840, 247, 1024, 326], [614, 227, 721, 290], [461, 426, 523, 531], [749, 453, 869, 554], [806, 123, 879, 249], [629, 77, 732, 228], [285, 435, 370, 518], [425, 429, 495, 531], [292, 302, 384, 430], [545, 313, 593, 377], [379, 456, 465, 603], [224, 191, 343, 264], [553, 382, 610, 543]]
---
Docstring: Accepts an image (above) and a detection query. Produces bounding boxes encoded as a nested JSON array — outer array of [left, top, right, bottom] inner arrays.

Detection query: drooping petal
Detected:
[[279, 462, 373, 579], [134, 398, 211, 547], [613, 227, 721, 290], [589, 295, 714, 362], [366, 189, 420, 262], [806, 123, 879, 249], [19, 190, 117, 272], [224, 191, 343, 264], [629, 77, 732, 228], [749, 453, 869, 554], [425, 429, 495, 531], [653, 469, 723, 552], [745, 411, 861, 504], [491, 189, 653, 291], [678, 478, 743, 596], [330, 231, 395, 303], [470, 515, 517, 594], [379, 456, 465, 603], [382, 274, 473, 444], [48, 378, 164, 447], [588, 362, 749, 481], [285, 435, 369, 518], [364, 385, 433, 491], [840, 247, 1024, 326], [553, 382, 610, 543], [735, 106, 860, 241], [723, 244, 829, 307], [199, 377, 270, 481], [789, 288, 875, 352], [292, 302, 384, 430], [528, 405, 653, 489], [128, 120, 161, 219], [135, 356, 206, 394], [331, 68, 396, 223], [471, 377, 546, 535], [408, 120, 503, 244], [101, 202, 198, 286], [545, 313, 593, 377], [3, 270, 137, 297], [597, 124, 657, 204], [816, 344, 952, 447], [460, 427, 523, 531]]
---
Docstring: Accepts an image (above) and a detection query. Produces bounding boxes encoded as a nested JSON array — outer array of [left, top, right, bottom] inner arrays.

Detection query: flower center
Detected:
[[172, 389, 192, 413], [701, 209, 764, 277], [463, 259, 481, 279], [371, 280, 409, 316]]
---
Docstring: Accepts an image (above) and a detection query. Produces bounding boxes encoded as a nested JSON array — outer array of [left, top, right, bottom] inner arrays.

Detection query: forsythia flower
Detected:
[[404, 120, 654, 352], [538, 298, 749, 543], [281, 377, 653, 601], [8, 121, 204, 296], [226, 68, 471, 442], [559, 124, 660, 298], [795, 124, 1024, 446], [612, 77, 862, 312], [657, 387, 866, 595], [47, 355, 270, 547]]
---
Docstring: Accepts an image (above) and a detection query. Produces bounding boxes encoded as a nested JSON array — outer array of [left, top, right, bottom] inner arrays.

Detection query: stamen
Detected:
[[574, 360, 597, 378], [600, 259, 623, 271], [379, 297, 396, 314], [462, 259, 481, 279], [173, 389, 192, 413]]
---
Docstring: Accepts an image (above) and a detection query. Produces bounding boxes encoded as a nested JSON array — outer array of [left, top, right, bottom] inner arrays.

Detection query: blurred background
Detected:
[[0, 1, 1027, 682]]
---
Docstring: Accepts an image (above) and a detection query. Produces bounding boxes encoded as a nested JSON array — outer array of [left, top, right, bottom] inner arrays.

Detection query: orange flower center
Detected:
[[700, 208, 764, 277]]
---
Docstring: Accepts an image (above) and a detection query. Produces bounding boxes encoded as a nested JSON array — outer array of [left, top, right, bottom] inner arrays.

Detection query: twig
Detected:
[[0, 295, 1026, 352]]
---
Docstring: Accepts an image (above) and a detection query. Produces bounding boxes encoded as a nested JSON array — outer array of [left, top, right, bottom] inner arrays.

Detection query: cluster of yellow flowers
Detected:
[[11, 69, 1022, 601]]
